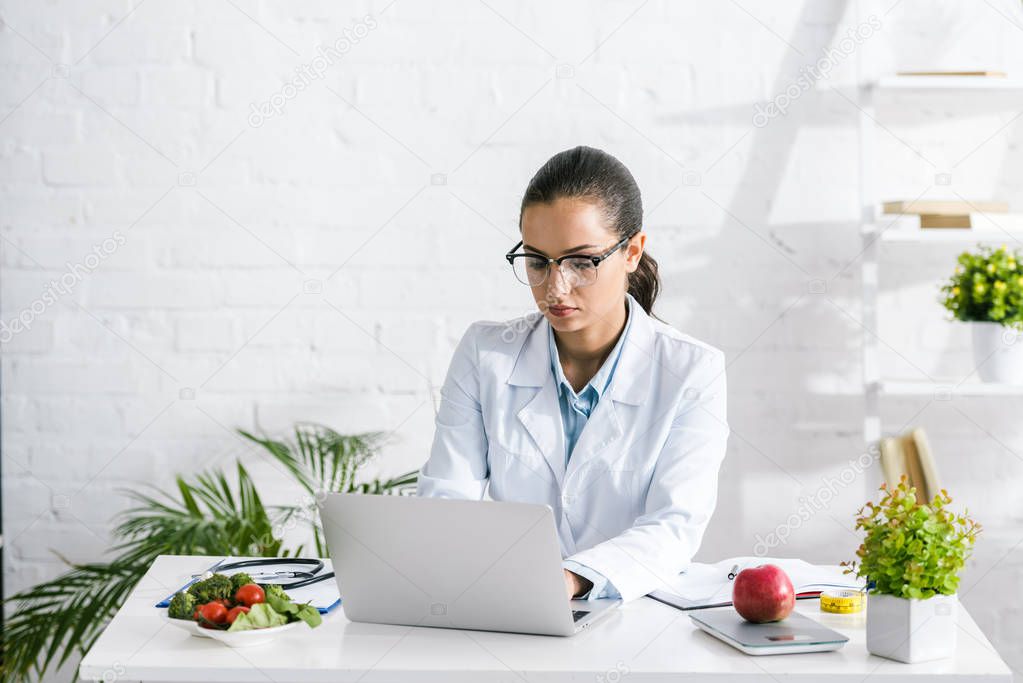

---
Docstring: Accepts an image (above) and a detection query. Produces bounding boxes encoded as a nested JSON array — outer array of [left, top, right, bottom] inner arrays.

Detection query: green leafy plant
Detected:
[[238, 423, 418, 557], [1, 423, 417, 683], [842, 477, 981, 600], [940, 244, 1023, 329]]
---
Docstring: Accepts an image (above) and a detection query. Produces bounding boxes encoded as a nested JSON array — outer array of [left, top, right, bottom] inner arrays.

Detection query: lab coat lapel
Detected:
[[507, 313, 566, 487], [562, 396, 623, 486], [564, 294, 656, 486], [505, 294, 657, 490], [517, 375, 566, 488], [607, 292, 656, 407]]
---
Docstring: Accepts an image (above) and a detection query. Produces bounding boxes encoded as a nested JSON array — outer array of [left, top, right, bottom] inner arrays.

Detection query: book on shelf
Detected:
[[882, 200, 1010, 216], [919, 214, 971, 229], [887, 212, 1023, 231], [878, 427, 941, 502]]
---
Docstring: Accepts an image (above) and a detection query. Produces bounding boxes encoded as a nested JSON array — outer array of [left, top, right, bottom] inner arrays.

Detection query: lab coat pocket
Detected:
[[579, 462, 646, 521], [487, 439, 554, 501]]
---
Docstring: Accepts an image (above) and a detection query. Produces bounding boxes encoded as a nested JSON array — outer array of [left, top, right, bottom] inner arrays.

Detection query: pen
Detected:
[[727, 564, 740, 580]]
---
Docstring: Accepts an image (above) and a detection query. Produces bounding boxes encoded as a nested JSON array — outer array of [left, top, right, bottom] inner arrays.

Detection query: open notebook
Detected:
[[647, 556, 866, 611]]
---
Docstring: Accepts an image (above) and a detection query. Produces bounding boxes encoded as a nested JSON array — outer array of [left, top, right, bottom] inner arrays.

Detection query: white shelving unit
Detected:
[[857, 75, 1023, 445], [880, 380, 1023, 397], [878, 229, 1023, 243], [870, 220, 1023, 244], [875, 75, 1023, 92]]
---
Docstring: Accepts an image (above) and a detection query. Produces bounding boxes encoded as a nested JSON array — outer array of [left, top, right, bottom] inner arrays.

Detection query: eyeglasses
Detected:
[[504, 234, 633, 288]]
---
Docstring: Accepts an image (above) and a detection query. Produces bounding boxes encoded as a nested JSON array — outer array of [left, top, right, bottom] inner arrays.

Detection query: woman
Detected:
[[417, 146, 729, 603]]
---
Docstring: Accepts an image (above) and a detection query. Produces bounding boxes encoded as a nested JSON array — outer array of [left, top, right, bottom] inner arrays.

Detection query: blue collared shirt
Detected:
[[549, 295, 634, 600]]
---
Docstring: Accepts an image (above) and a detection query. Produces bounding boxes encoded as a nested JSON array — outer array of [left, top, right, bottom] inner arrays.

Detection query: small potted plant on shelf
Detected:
[[842, 477, 981, 663], [940, 244, 1023, 384]]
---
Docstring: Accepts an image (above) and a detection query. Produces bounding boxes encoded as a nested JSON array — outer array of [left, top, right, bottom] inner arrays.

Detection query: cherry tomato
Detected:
[[226, 605, 250, 624], [198, 601, 228, 625], [234, 583, 266, 607]]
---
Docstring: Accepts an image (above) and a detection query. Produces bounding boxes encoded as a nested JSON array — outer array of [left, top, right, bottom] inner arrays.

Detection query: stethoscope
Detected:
[[192, 558, 335, 590]]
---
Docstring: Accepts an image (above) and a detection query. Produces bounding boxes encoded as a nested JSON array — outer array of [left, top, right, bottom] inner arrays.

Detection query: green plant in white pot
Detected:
[[842, 477, 981, 663], [940, 244, 1023, 384]]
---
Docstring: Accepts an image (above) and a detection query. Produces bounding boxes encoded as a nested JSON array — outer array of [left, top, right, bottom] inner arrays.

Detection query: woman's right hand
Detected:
[[563, 569, 592, 599]]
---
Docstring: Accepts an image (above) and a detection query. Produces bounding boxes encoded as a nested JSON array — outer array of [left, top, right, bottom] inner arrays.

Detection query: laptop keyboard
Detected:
[[572, 610, 591, 622]]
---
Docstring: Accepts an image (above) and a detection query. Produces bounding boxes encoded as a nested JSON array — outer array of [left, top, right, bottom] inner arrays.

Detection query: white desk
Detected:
[[80, 555, 1013, 682]]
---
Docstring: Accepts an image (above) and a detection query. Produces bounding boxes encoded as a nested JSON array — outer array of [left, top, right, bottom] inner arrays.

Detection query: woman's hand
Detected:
[[563, 569, 593, 599]]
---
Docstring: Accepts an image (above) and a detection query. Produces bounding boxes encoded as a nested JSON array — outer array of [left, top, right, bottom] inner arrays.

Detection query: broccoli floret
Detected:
[[168, 591, 197, 620], [187, 574, 233, 603], [262, 583, 290, 602], [230, 572, 255, 592]]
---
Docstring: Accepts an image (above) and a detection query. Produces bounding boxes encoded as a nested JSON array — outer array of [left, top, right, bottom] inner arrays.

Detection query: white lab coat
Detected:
[[417, 292, 730, 602]]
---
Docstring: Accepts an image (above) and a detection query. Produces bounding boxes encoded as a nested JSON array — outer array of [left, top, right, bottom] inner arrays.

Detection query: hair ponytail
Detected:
[[628, 250, 660, 319], [520, 145, 663, 320]]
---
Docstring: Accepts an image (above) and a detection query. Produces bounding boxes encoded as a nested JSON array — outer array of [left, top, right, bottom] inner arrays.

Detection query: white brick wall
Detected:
[[2, 0, 1023, 677]]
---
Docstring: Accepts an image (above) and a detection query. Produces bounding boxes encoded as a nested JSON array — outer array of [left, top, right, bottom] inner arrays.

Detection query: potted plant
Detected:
[[842, 477, 981, 663], [940, 244, 1023, 384]]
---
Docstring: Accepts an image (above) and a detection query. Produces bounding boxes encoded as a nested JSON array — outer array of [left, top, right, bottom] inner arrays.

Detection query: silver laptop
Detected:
[[319, 494, 621, 636]]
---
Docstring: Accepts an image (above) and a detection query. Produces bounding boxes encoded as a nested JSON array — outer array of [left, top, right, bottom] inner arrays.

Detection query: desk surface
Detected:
[[79, 555, 1012, 682]]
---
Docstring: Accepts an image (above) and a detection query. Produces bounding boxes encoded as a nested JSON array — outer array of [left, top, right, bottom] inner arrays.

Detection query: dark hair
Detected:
[[519, 145, 661, 319]]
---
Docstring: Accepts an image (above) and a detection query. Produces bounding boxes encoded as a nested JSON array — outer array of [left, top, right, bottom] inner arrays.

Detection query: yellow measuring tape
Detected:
[[820, 589, 865, 614]]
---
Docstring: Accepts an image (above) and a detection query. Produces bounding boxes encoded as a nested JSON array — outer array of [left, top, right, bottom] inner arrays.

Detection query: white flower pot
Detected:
[[971, 322, 1023, 384], [866, 591, 958, 663]]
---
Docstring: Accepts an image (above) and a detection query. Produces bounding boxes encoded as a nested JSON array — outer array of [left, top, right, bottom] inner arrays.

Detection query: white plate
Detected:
[[161, 611, 303, 648]]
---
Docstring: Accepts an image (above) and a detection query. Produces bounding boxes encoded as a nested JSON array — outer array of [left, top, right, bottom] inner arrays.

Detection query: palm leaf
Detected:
[[238, 422, 418, 498], [115, 462, 283, 559], [1, 424, 419, 682], [1, 462, 285, 682], [238, 422, 418, 557], [2, 561, 140, 680]]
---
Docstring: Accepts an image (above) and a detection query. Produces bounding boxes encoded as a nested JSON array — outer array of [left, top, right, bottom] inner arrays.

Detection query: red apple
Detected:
[[732, 564, 795, 623]]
